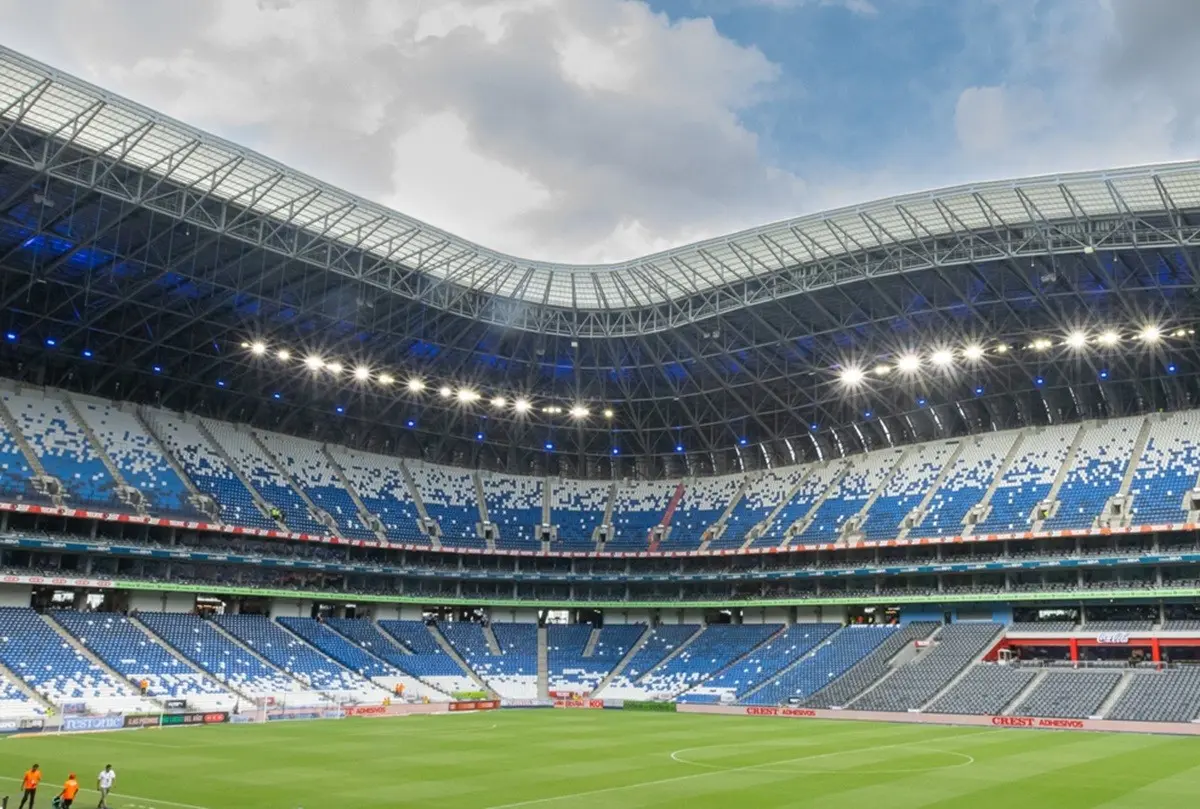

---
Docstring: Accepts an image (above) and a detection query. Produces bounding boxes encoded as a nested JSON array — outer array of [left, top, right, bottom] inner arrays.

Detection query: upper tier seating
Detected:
[[860, 443, 956, 541], [52, 612, 233, 703], [277, 618, 397, 679], [1128, 413, 1200, 525], [376, 620, 477, 693], [918, 433, 1015, 537], [0, 609, 146, 709], [137, 612, 304, 697], [1107, 670, 1200, 723], [1013, 671, 1121, 718], [3, 389, 116, 508], [0, 608, 141, 709], [1082, 620, 1154, 632], [607, 480, 674, 550], [794, 449, 905, 544], [630, 624, 779, 699], [256, 432, 376, 539], [678, 623, 838, 704], [664, 476, 743, 551], [213, 614, 376, 694], [714, 467, 806, 550], [926, 664, 1036, 714], [201, 419, 326, 535], [745, 624, 901, 706], [850, 622, 1002, 712], [74, 399, 199, 518], [325, 447, 424, 543], [0, 401, 42, 504], [480, 471, 543, 550], [142, 409, 276, 530], [975, 426, 1077, 534], [1007, 622, 1077, 633], [550, 478, 609, 550], [1042, 418, 1139, 531], [803, 622, 942, 708], [754, 463, 844, 547], [599, 625, 699, 697], [410, 462, 485, 549]]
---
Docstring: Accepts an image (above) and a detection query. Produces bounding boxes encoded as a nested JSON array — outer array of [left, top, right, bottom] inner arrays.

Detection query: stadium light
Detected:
[[1098, 330, 1120, 346], [603, 408, 615, 419], [457, 388, 480, 403], [353, 366, 371, 382], [1140, 325, 1163, 343], [250, 341, 267, 356], [304, 355, 324, 371], [491, 396, 507, 408], [378, 373, 394, 386], [514, 398, 532, 414], [1065, 331, 1087, 349], [438, 386, 453, 398], [326, 361, 344, 375], [840, 366, 865, 386], [1030, 338, 1052, 351], [873, 364, 891, 375], [407, 378, 425, 393], [930, 350, 953, 367], [994, 343, 1009, 354], [569, 405, 590, 419], [962, 345, 984, 361], [277, 349, 291, 361], [896, 354, 921, 373]]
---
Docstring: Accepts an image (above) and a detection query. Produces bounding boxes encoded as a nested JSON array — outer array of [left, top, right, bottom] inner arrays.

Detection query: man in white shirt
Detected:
[[96, 766, 115, 809]]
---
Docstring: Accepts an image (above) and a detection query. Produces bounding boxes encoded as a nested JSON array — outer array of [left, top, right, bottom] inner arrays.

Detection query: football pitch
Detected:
[[2, 711, 1200, 808]]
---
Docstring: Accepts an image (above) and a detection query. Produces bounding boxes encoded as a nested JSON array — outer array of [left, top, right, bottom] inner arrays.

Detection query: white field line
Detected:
[[0, 775, 210, 809], [481, 728, 1000, 809]]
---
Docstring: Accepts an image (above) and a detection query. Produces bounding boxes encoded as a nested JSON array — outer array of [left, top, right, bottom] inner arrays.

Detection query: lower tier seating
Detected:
[[1107, 670, 1200, 723], [744, 624, 902, 706], [679, 624, 839, 704], [925, 664, 1036, 715], [804, 622, 939, 708], [1012, 671, 1122, 718]]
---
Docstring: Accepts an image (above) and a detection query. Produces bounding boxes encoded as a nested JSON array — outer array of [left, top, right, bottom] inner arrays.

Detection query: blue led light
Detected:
[[810, 424, 818, 431], [1099, 370, 1109, 380], [152, 365, 162, 374], [611, 447, 620, 455], [545, 442, 555, 451], [1034, 376, 1045, 387], [82, 350, 92, 358], [476, 432, 485, 441], [4, 333, 15, 342], [917, 398, 927, 407], [45, 338, 56, 347], [864, 410, 872, 418], [975, 386, 984, 396], [216, 380, 226, 388], [738, 437, 748, 446], [675, 444, 685, 453], [272, 393, 282, 400], [1168, 364, 1178, 374], [406, 420, 416, 428], [335, 405, 344, 414]]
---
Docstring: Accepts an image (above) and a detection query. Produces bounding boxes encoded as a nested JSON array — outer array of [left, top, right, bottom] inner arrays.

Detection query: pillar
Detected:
[[1069, 636, 1079, 665], [1151, 636, 1161, 667]]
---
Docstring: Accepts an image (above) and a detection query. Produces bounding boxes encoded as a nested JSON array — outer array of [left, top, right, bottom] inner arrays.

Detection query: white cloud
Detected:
[[0, 0, 803, 264]]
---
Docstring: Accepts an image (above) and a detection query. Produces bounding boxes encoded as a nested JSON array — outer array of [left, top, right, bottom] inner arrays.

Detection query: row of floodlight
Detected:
[[240, 340, 614, 420], [838, 326, 1192, 385]]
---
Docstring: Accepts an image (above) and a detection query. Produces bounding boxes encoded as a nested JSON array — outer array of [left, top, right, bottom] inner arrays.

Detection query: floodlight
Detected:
[[840, 366, 865, 386], [1065, 331, 1087, 349], [514, 398, 532, 414], [963, 345, 984, 361], [304, 355, 324, 371], [250, 341, 267, 356], [1140, 325, 1162, 343], [603, 408, 615, 419], [1098, 330, 1120, 346], [874, 364, 891, 375], [277, 349, 291, 361], [378, 374, 395, 386], [994, 344, 1009, 354], [931, 350, 953, 367], [438, 386, 453, 398], [457, 388, 480, 403], [240, 342, 250, 349], [406, 378, 425, 393], [570, 405, 590, 419], [1031, 338, 1052, 351], [491, 396, 507, 408], [353, 366, 371, 381], [326, 361, 344, 374], [896, 355, 920, 373]]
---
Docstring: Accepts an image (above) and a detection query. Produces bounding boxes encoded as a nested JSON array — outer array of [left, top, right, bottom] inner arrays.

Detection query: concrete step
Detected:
[[129, 615, 246, 700], [537, 626, 549, 699], [427, 623, 494, 696], [591, 626, 652, 695], [43, 613, 153, 701]]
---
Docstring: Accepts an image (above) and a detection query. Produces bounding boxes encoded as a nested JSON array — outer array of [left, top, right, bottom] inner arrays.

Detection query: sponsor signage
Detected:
[[163, 699, 188, 710], [450, 700, 499, 712], [64, 715, 124, 732], [160, 711, 228, 727], [553, 699, 604, 710], [122, 714, 162, 729], [18, 718, 44, 731], [744, 707, 818, 718], [990, 716, 1085, 729], [343, 705, 390, 717], [267, 710, 321, 722], [1096, 633, 1131, 644]]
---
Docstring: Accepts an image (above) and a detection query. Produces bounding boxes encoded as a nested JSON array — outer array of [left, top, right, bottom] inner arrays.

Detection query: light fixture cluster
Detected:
[[837, 325, 1193, 386], [240, 340, 616, 421]]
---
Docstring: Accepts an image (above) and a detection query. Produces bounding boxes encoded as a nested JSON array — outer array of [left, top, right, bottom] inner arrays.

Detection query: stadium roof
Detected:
[[3, 45, 1200, 474], [4, 45, 1200, 327]]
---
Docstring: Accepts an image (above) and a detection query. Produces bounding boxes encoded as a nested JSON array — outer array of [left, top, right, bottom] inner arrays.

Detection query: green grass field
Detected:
[[3, 711, 1199, 808]]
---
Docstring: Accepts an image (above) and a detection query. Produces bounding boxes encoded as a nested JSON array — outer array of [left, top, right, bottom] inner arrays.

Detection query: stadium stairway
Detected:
[[205, 616, 316, 693], [803, 622, 939, 708], [1096, 672, 1137, 718], [582, 627, 601, 657], [134, 407, 217, 521], [483, 623, 503, 655], [427, 624, 496, 696], [588, 627, 652, 694], [250, 431, 340, 537], [59, 394, 141, 512], [1001, 670, 1048, 715], [397, 461, 439, 549], [127, 615, 245, 700], [674, 624, 789, 701], [322, 619, 452, 701], [321, 446, 388, 542], [916, 625, 1009, 710], [0, 394, 57, 505], [537, 626, 549, 699], [896, 442, 964, 540], [961, 432, 1026, 537], [193, 418, 286, 531], [0, 657, 53, 714], [41, 613, 147, 704], [697, 478, 748, 551]]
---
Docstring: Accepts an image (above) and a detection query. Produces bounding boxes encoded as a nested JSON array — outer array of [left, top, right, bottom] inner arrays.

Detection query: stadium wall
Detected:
[[677, 704, 1200, 737]]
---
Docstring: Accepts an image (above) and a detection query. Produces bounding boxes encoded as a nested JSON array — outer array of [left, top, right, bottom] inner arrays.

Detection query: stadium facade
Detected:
[[1, 46, 1200, 728]]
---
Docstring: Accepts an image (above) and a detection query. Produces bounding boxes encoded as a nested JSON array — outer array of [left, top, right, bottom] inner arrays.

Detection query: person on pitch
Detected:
[[18, 764, 41, 809], [96, 765, 116, 809]]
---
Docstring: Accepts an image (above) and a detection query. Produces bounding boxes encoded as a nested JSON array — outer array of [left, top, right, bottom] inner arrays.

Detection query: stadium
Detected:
[[0, 27, 1199, 809]]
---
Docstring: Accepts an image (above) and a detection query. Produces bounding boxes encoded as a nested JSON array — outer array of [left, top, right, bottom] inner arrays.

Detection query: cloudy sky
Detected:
[[1, 0, 1196, 263]]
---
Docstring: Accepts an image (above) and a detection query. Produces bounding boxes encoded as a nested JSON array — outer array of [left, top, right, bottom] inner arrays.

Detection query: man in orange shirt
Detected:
[[57, 773, 79, 809], [18, 764, 41, 809]]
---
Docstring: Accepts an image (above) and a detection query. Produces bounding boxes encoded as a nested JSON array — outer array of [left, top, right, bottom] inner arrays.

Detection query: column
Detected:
[[1069, 636, 1079, 665]]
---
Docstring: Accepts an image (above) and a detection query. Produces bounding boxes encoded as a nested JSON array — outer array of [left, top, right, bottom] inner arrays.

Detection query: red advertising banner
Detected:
[[449, 700, 500, 712], [553, 699, 605, 709]]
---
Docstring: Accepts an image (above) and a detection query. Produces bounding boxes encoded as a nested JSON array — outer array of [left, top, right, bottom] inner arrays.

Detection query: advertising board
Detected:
[[63, 715, 125, 732]]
